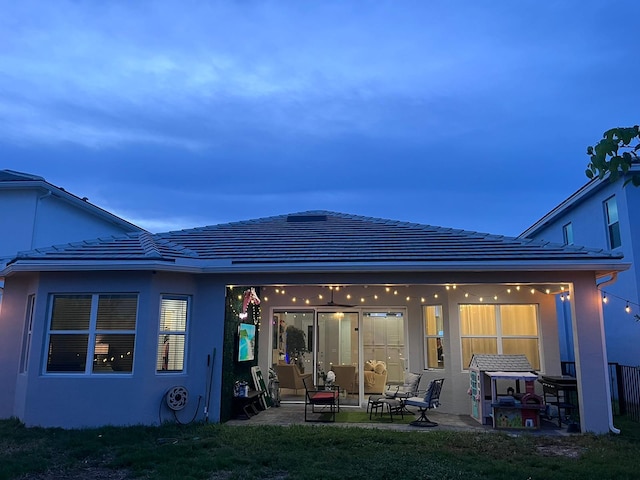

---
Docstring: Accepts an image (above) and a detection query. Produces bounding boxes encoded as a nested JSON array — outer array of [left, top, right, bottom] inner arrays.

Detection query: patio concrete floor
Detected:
[[225, 402, 574, 435]]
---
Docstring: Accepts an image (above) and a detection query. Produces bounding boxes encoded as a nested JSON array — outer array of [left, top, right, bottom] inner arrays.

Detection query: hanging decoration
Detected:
[[599, 288, 640, 322]]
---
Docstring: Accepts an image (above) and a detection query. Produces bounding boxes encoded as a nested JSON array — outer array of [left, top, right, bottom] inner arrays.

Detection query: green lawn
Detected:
[[2, 416, 640, 480]]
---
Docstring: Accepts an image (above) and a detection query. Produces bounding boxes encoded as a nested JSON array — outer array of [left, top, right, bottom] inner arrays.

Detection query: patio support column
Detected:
[[570, 274, 611, 434]]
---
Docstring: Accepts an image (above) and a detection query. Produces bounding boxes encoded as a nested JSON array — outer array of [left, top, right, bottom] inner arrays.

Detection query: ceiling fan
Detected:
[[314, 287, 354, 308]]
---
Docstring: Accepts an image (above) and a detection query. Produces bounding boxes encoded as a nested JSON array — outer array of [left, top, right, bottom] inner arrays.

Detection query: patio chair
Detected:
[[384, 371, 423, 414], [303, 377, 340, 422], [404, 378, 445, 427], [385, 371, 423, 399]]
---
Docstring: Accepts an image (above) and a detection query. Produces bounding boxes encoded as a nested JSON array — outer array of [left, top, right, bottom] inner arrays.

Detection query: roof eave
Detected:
[[1, 258, 630, 279], [520, 165, 640, 238]]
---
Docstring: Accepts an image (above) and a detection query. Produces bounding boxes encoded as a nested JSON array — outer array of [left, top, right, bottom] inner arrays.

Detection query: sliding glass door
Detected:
[[316, 312, 359, 405]]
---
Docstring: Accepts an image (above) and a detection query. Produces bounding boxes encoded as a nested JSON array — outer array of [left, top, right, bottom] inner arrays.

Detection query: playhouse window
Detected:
[[460, 304, 539, 370], [46, 294, 138, 374], [156, 296, 189, 373]]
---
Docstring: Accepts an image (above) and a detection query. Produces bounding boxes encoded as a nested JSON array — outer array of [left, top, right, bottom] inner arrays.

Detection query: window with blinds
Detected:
[[460, 304, 539, 370], [46, 294, 138, 374], [157, 296, 189, 373]]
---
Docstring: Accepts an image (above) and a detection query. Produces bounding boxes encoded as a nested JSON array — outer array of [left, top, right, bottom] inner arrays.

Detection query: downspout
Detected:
[[596, 272, 620, 434], [31, 190, 52, 249]]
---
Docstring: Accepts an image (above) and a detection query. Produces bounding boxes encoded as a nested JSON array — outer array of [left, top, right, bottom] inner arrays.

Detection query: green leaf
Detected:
[[586, 169, 594, 179]]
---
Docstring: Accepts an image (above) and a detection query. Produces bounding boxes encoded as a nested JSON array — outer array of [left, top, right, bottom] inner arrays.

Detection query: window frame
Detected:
[[603, 196, 622, 249], [156, 294, 190, 374], [423, 304, 445, 369], [562, 222, 574, 245], [19, 294, 36, 373], [44, 293, 138, 375], [459, 303, 540, 370]]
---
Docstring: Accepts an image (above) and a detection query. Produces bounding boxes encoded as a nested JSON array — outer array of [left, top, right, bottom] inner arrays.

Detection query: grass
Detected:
[[2, 416, 640, 479]]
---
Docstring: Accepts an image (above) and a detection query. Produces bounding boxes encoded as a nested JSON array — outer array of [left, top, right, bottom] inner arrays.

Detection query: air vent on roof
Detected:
[[286, 214, 328, 223]]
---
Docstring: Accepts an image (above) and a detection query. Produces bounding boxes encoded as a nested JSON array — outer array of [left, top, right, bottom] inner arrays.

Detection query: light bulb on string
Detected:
[[602, 293, 608, 304], [626, 303, 631, 314]]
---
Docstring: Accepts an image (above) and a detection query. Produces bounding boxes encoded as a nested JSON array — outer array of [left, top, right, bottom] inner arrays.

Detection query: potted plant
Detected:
[[285, 325, 307, 372]]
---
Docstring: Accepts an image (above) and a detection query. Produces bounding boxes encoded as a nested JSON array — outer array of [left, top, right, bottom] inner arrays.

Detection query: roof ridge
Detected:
[[138, 232, 163, 258]]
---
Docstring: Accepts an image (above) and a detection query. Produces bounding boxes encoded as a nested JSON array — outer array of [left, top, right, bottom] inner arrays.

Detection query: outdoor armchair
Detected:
[[404, 378, 445, 427]]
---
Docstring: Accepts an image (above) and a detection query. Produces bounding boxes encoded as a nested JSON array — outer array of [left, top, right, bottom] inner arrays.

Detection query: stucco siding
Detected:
[[0, 189, 38, 259], [10, 271, 227, 428], [32, 195, 135, 250], [526, 181, 640, 366]]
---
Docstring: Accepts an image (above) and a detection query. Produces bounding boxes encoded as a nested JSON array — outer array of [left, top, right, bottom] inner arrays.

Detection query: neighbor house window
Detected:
[[562, 222, 574, 245], [157, 296, 189, 372], [604, 196, 621, 249], [424, 305, 444, 369], [19, 295, 36, 373], [460, 304, 539, 370], [46, 294, 138, 374]]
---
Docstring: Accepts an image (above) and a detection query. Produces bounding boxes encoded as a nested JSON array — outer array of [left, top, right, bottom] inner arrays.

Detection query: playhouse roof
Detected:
[[469, 354, 534, 372]]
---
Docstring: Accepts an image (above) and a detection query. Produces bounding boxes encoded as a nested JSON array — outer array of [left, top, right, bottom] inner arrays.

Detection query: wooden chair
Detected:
[[404, 378, 445, 427], [303, 377, 340, 422]]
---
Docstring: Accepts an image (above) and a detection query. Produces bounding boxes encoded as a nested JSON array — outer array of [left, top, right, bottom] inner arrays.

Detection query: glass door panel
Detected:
[[362, 312, 406, 383], [316, 312, 359, 406], [272, 310, 314, 402]]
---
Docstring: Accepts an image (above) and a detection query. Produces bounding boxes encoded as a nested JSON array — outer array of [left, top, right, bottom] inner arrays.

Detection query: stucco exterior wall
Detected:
[[0, 189, 38, 259], [0, 186, 139, 262], [5, 271, 226, 428], [526, 181, 640, 365], [1, 268, 613, 432]]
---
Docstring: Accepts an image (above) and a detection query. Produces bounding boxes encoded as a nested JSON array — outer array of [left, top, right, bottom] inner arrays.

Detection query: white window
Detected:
[[604, 196, 621, 249], [423, 305, 444, 369], [460, 304, 539, 370], [46, 294, 138, 374], [157, 296, 189, 372], [562, 222, 574, 245], [19, 295, 36, 373]]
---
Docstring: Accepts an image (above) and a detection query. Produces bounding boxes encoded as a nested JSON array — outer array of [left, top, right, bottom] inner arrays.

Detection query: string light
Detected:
[[259, 283, 577, 309], [599, 288, 640, 318]]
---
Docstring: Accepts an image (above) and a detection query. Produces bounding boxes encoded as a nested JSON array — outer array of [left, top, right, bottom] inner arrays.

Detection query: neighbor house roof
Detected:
[[2, 211, 628, 276], [520, 162, 640, 238], [0, 169, 144, 233]]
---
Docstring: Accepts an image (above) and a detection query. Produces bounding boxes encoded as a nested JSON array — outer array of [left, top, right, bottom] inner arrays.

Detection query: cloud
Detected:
[[4, 1, 628, 150]]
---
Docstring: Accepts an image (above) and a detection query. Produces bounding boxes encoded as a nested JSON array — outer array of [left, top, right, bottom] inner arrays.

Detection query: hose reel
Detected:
[[165, 386, 189, 411]]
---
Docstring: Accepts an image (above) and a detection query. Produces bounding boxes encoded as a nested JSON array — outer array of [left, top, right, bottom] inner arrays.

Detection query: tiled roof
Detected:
[[469, 354, 533, 371], [0, 170, 45, 182], [7, 210, 625, 269]]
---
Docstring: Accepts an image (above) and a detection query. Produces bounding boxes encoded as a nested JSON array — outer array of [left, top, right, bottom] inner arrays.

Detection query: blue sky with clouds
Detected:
[[2, 1, 638, 236]]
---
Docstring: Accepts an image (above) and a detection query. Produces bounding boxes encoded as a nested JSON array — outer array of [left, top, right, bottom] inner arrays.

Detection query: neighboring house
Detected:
[[521, 163, 640, 366], [0, 211, 627, 433], [0, 169, 144, 306]]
